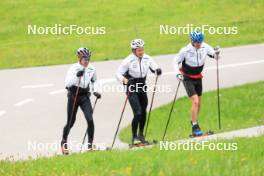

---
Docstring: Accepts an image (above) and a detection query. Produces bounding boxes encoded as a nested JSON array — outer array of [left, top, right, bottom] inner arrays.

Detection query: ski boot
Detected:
[[138, 134, 149, 145], [132, 136, 141, 145], [191, 123, 203, 137], [87, 139, 93, 151], [61, 139, 69, 155]]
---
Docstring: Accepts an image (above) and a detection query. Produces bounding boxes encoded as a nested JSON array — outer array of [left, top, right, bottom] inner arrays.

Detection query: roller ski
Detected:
[[83, 143, 110, 152], [189, 124, 214, 138], [129, 135, 157, 148], [189, 130, 214, 138]]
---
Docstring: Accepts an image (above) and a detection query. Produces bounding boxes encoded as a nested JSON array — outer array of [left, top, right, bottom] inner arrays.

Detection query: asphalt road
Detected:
[[0, 43, 263, 160]]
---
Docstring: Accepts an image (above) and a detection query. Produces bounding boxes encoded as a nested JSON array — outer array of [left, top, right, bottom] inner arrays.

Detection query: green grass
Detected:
[[1, 136, 263, 176], [120, 81, 264, 143], [1, 0, 264, 68]]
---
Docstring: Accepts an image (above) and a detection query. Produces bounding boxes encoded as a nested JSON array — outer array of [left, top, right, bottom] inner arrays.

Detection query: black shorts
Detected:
[[183, 77, 203, 97]]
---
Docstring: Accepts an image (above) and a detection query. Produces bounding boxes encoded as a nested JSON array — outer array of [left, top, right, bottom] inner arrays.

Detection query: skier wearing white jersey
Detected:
[[116, 39, 162, 145], [61, 47, 101, 155], [174, 31, 220, 136]]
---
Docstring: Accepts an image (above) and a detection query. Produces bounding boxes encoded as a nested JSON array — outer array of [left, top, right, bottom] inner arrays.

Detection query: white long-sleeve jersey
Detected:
[[65, 62, 98, 92], [116, 53, 159, 83], [174, 42, 216, 76]]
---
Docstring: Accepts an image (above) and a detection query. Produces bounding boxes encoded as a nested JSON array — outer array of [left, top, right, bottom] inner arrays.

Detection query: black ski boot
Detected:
[[61, 139, 69, 155], [138, 134, 149, 145], [88, 139, 93, 151], [191, 122, 203, 137]]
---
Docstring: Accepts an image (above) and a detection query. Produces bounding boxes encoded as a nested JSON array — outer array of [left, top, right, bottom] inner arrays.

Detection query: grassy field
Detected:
[[120, 81, 264, 143], [0, 0, 264, 68], [1, 136, 263, 176], [0, 82, 263, 176]]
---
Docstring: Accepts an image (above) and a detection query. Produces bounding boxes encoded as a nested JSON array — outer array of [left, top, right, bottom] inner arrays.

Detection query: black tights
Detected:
[[127, 91, 148, 138], [62, 93, 94, 143]]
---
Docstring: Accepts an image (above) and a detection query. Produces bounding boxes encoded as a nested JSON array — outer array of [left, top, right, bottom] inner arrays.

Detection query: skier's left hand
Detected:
[[214, 46, 221, 55], [156, 68, 162, 76], [93, 92, 101, 99]]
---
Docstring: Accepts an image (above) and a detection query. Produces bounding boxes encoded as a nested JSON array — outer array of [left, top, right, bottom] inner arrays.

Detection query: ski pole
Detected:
[[162, 80, 181, 141], [65, 74, 83, 139], [216, 53, 221, 129], [111, 91, 130, 149], [81, 97, 99, 147], [144, 74, 159, 137]]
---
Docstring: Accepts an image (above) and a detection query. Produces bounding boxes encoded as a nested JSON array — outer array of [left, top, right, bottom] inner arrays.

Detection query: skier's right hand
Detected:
[[123, 78, 128, 85], [176, 74, 183, 81], [76, 70, 84, 77]]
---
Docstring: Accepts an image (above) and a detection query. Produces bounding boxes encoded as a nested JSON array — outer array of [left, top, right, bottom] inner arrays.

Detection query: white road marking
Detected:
[[21, 84, 54, 89], [48, 79, 117, 95], [47, 59, 264, 95], [15, 99, 33, 107], [98, 78, 116, 84], [162, 59, 264, 76], [49, 89, 66, 95], [206, 59, 264, 70], [0, 111, 6, 117]]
